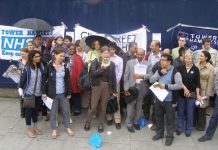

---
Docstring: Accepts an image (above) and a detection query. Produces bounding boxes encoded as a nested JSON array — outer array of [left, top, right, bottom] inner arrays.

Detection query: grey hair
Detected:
[[185, 49, 194, 57], [128, 42, 137, 49]]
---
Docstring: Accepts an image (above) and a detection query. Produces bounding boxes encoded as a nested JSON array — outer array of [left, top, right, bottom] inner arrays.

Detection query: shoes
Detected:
[[176, 130, 182, 135], [51, 130, 57, 139], [84, 122, 90, 131], [151, 124, 156, 131], [98, 123, 104, 133], [66, 128, 74, 136], [107, 120, 113, 126], [165, 137, 174, 146], [73, 112, 80, 116], [26, 128, 36, 138], [152, 134, 163, 141], [133, 124, 140, 130], [185, 133, 191, 137], [127, 126, 135, 133], [198, 135, 212, 142], [115, 123, 121, 129], [33, 127, 42, 135]]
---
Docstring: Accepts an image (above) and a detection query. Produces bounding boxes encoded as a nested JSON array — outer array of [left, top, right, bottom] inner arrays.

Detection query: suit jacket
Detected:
[[124, 59, 153, 92]]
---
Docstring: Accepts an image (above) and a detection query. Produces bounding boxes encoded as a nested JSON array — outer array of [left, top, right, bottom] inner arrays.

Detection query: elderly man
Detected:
[[124, 48, 152, 133], [150, 53, 182, 146]]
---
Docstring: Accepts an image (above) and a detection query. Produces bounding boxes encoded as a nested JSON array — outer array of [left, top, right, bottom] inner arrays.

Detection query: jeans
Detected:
[[177, 97, 195, 134], [205, 96, 218, 138], [25, 96, 41, 127]]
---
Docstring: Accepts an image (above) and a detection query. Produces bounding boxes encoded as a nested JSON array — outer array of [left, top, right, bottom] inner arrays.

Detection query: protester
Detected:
[[50, 35, 68, 57], [41, 47, 73, 138], [124, 48, 152, 133], [85, 40, 101, 63], [67, 43, 84, 116], [171, 36, 186, 59], [26, 41, 34, 52], [121, 42, 137, 116], [150, 53, 182, 146], [146, 40, 161, 67], [143, 40, 161, 130], [198, 71, 218, 142], [194, 51, 215, 131], [106, 42, 123, 129], [17, 48, 30, 118], [75, 40, 87, 62], [34, 35, 46, 53], [176, 50, 201, 137], [64, 35, 73, 45], [194, 38, 218, 72], [173, 47, 188, 72], [84, 46, 117, 133], [19, 50, 43, 138]]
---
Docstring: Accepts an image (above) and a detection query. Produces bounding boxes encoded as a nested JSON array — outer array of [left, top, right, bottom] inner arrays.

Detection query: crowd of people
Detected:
[[15, 34, 218, 146]]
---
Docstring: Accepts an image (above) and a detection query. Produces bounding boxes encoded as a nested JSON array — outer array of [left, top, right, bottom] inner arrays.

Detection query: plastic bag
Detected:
[[88, 132, 102, 148], [138, 118, 149, 128]]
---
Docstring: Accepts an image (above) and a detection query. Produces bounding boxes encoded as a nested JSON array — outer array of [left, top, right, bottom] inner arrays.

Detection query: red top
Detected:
[[70, 54, 84, 93]]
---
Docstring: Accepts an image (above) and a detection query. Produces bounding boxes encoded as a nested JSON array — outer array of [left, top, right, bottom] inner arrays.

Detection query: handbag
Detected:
[[23, 69, 38, 109], [106, 96, 118, 114], [78, 68, 91, 90]]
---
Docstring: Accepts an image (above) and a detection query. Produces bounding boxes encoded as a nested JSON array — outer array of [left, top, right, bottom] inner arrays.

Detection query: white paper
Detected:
[[149, 82, 169, 102], [42, 97, 53, 110], [8, 72, 20, 83], [134, 64, 147, 84], [134, 64, 147, 75]]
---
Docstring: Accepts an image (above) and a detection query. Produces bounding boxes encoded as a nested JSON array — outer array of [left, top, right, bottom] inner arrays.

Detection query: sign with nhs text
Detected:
[[0, 25, 53, 60]]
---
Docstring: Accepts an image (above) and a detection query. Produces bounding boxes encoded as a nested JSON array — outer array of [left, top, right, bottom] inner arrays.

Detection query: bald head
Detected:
[[162, 48, 171, 55], [136, 48, 145, 62], [137, 48, 145, 55]]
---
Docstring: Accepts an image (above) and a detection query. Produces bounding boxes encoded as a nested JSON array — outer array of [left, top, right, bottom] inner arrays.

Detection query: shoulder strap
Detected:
[[171, 68, 178, 84], [33, 68, 39, 94]]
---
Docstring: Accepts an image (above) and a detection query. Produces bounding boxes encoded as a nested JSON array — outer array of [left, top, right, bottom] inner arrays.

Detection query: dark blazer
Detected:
[[19, 63, 44, 96], [90, 58, 117, 94], [41, 62, 71, 99]]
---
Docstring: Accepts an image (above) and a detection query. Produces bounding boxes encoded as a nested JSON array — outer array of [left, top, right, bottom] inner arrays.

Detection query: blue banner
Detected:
[[171, 25, 218, 51]]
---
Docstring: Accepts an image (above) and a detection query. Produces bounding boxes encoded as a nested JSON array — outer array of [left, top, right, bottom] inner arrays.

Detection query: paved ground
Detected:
[[0, 97, 217, 150]]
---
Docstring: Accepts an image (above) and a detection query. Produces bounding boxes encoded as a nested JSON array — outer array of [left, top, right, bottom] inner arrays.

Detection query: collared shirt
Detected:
[[26, 68, 41, 96], [148, 52, 161, 66], [54, 63, 65, 94], [110, 54, 123, 84]]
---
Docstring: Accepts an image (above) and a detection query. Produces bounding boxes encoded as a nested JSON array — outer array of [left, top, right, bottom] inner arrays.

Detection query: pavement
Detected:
[[0, 97, 217, 150]]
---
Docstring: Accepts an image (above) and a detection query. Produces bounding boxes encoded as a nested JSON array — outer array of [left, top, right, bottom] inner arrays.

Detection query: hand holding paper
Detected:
[[149, 82, 169, 102], [42, 97, 53, 110]]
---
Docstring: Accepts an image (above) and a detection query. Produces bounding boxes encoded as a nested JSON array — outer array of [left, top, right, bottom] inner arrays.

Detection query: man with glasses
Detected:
[[150, 54, 182, 146]]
